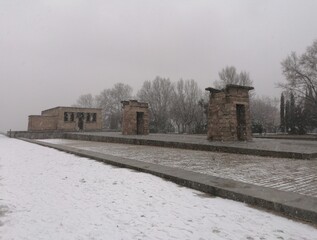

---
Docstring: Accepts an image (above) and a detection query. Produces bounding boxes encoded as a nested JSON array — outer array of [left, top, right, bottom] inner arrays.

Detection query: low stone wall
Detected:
[[63, 133, 316, 159], [254, 134, 317, 141], [6, 131, 65, 139], [8, 131, 317, 159]]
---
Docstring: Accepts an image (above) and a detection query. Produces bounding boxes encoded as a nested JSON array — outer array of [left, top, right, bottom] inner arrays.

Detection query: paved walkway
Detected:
[[40, 138, 317, 198], [77, 132, 317, 153], [69, 132, 317, 159]]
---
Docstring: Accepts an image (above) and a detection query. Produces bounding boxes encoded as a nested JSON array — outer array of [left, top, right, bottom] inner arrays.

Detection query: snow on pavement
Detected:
[[40, 139, 317, 198], [0, 135, 316, 240]]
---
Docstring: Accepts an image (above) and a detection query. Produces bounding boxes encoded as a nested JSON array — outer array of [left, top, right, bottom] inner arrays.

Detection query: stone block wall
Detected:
[[28, 115, 58, 131], [121, 100, 149, 135], [55, 107, 102, 131], [28, 106, 102, 132]]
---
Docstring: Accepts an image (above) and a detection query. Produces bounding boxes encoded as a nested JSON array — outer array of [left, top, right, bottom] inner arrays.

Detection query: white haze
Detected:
[[1, 0, 317, 131]]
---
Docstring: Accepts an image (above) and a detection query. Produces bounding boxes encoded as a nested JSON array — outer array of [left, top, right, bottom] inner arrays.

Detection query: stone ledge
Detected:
[[7, 131, 65, 139], [63, 133, 317, 160]]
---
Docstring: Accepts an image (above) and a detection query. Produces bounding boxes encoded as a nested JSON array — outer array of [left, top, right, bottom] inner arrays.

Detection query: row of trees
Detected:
[[137, 77, 208, 133], [280, 90, 316, 134], [280, 39, 317, 134], [74, 67, 280, 134], [74, 79, 207, 133], [74, 83, 133, 129], [251, 96, 279, 133], [214, 66, 253, 89], [74, 39, 317, 135]]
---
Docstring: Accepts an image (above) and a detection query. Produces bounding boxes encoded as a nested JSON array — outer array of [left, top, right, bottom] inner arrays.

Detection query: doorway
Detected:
[[77, 112, 84, 130], [236, 104, 246, 140], [136, 112, 144, 135]]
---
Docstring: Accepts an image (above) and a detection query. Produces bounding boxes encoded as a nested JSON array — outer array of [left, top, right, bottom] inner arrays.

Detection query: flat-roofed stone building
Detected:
[[205, 84, 254, 141], [121, 100, 149, 135], [28, 106, 102, 132]]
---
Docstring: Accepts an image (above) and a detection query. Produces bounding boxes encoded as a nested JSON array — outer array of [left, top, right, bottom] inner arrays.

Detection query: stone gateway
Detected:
[[205, 84, 254, 141], [121, 100, 149, 135]]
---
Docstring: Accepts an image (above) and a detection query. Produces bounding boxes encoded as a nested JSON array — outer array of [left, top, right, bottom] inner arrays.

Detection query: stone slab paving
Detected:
[[77, 132, 317, 153], [62, 132, 317, 159], [40, 138, 317, 198]]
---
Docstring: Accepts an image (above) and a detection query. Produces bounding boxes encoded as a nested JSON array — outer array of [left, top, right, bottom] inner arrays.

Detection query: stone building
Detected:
[[28, 106, 102, 132], [205, 84, 254, 141], [121, 100, 149, 135]]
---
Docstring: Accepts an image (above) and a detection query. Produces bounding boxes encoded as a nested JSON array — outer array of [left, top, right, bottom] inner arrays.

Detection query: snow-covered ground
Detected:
[[0, 135, 316, 240]]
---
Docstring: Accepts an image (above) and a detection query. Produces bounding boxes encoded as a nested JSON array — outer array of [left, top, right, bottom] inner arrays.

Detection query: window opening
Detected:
[[70, 112, 74, 122], [92, 113, 97, 122], [64, 112, 69, 122], [86, 113, 91, 122]]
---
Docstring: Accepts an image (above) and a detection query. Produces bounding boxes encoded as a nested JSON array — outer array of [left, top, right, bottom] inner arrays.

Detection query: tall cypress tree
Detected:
[[280, 93, 285, 132], [304, 87, 314, 130], [290, 92, 296, 134], [285, 99, 290, 133]]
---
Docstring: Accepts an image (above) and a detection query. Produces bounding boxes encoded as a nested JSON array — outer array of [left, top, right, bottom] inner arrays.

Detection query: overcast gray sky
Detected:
[[1, 0, 317, 131]]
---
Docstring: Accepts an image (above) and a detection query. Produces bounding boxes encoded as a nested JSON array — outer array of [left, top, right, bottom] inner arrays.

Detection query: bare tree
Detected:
[[214, 66, 253, 89], [137, 76, 174, 132], [110, 83, 133, 113], [239, 71, 252, 86], [73, 93, 96, 108], [95, 89, 112, 112], [171, 79, 204, 133], [170, 80, 185, 132], [280, 39, 317, 127], [196, 93, 209, 134], [250, 96, 279, 133], [95, 83, 133, 129]]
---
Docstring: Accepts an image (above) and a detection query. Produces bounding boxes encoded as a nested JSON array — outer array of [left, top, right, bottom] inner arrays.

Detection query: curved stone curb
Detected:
[[20, 138, 317, 224]]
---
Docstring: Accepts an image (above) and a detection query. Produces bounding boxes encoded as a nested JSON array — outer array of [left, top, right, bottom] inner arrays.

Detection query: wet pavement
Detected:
[[75, 132, 317, 154], [40, 138, 317, 198]]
